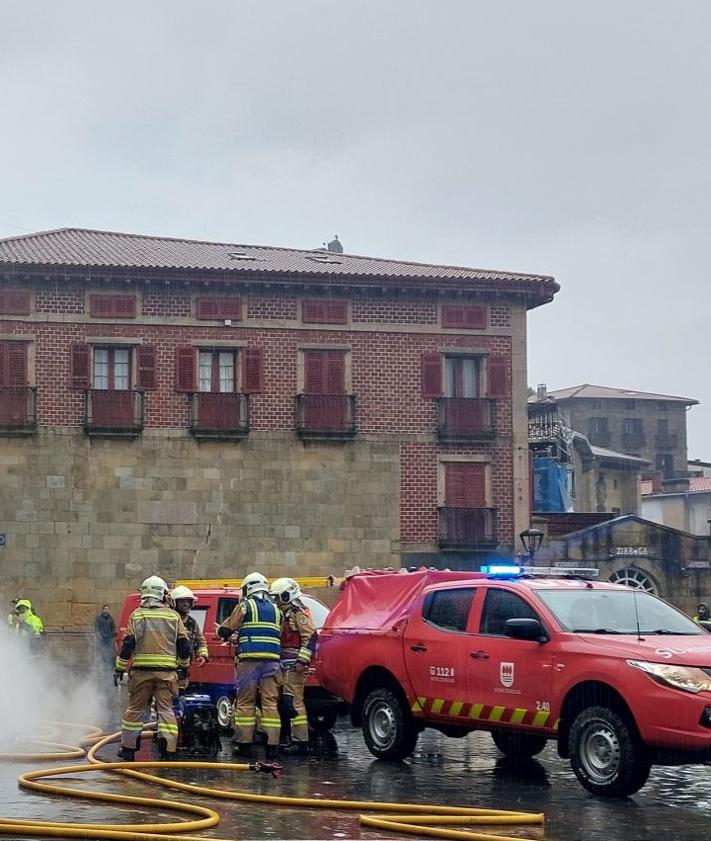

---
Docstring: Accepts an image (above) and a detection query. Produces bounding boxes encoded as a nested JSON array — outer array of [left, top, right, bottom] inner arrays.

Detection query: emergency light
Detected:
[[479, 564, 600, 579], [479, 564, 524, 578]]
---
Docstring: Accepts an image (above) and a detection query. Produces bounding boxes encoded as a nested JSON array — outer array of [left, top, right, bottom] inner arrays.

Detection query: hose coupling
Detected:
[[251, 760, 284, 779]]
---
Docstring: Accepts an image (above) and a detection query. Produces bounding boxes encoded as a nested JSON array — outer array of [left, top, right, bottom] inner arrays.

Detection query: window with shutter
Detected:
[[304, 351, 346, 394], [175, 347, 197, 392], [89, 294, 137, 319], [70, 343, 91, 389], [421, 353, 443, 398], [0, 290, 31, 316], [242, 347, 264, 394], [441, 304, 487, 330], [444, 462, 487, 508], [302, 300, 348, 324], [137, 345, 157, 390], [0, 341, 28, 386], [486, 356, 509, 398], [196, 297, 242, 320]]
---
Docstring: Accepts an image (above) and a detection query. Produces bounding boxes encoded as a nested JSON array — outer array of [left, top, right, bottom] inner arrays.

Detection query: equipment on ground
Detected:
[[174, 693, 221, 758]]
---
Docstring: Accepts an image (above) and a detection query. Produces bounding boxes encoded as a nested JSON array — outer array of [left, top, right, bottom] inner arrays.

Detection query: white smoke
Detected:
[[0, 622, 109, 749]]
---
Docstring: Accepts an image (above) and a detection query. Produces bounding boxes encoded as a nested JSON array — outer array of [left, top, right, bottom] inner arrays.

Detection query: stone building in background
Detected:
[[0, 228, 557, 627]]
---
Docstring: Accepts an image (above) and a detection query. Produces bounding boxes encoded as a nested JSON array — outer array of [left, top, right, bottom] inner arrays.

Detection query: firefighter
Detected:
[[217, 571, 282, 759], [170, 585, 209, 690], [114, 575, 191, 761], [269, 577, 317, 756], [694, 602, 711, 623]]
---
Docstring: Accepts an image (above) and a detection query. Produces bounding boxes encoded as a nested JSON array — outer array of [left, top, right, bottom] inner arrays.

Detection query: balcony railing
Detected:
[[295, 394, 356, 439], [438, 507, 497, 549], [0, 387, 36, 434], [85, 390, 144, 436], [437, 398, 496, 441], [622, 432, 645, 451], [190, 392, 250, 439], [655, 433, 678, 449], [588, 430, 611, 447]]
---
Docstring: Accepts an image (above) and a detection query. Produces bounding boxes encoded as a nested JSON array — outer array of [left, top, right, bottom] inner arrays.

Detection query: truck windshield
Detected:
[[536, 589, 702, 635]]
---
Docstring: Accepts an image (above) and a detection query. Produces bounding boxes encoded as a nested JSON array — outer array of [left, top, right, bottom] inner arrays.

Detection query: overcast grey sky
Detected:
[[1, 1, 709, 453]]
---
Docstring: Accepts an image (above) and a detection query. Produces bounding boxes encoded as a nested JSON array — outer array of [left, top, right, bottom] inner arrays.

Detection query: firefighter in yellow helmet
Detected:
[[217, 572, 282, 759], [170, 585, 209, 691], [115, 576, 191, 761], [270, 577, 317, 756]]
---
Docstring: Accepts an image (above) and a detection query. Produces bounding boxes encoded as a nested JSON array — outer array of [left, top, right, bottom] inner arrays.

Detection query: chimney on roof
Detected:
[[327, 235, 343, 254], [536, 383, 547, 402]]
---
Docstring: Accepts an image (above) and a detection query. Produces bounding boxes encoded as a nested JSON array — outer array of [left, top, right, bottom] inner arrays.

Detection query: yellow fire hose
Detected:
[[0, 725, 547, 841]]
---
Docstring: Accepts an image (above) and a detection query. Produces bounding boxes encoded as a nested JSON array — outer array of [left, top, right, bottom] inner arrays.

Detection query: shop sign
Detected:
[[611, 546, 655, 558]]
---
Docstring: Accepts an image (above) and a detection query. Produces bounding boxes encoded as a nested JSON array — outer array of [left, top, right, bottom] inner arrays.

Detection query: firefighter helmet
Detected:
[[269, 577, 302, 605], [140, 576, 169, 601], [171, 585, 196, 603], [241, 572, 269, 598]]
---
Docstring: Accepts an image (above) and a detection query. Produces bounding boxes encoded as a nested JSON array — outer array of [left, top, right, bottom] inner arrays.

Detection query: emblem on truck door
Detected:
[[500, 662, 515, 688]]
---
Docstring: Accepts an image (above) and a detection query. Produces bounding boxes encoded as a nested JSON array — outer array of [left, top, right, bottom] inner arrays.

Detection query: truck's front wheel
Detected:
[[362, 687, 418, 760], [569, 705, 650, 797]]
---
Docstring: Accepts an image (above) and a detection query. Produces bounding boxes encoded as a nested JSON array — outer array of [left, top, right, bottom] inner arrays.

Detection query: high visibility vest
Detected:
[[238, 597, 281, 660]]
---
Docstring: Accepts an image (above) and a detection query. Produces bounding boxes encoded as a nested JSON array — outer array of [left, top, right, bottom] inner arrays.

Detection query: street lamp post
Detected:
[[519, 527, 544, 563]]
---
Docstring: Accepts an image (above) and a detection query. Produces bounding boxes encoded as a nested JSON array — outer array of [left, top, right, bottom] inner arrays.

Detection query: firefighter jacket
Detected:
[[217, 595, 281, 661], [183, 613, 208, 660], [280, 603, 317, 665], [16, 611, 44, 637], [116, 603, 191, 672]]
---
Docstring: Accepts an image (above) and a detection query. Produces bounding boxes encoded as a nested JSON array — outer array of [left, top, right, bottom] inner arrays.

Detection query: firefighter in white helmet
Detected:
[[115, 576, 191, 761], [170, 585, 209, 691], [269, 577, 317, 756], [217, 572, 282, 758]]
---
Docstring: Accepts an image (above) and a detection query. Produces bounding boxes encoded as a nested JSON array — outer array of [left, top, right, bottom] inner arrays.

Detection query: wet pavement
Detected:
[[2, 715, 711, 841]]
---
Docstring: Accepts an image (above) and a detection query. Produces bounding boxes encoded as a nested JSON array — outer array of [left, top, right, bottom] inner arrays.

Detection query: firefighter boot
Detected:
[[233, 742, 253, 759], [265, 744, 280, 760], [282, 741, 309, 757], [117, 747, 135, 762]]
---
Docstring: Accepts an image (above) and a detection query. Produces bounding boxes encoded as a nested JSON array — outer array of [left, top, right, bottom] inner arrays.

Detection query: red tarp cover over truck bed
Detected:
[[324, 569, 486, 631]]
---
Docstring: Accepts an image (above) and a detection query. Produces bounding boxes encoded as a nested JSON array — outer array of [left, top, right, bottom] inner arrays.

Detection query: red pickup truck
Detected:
[[316, 568, 711, 796]]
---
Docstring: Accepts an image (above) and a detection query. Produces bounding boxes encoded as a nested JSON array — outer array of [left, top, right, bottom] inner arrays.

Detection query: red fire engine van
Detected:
[[316, 567, 711, 796], [117, 582, 341, 731]]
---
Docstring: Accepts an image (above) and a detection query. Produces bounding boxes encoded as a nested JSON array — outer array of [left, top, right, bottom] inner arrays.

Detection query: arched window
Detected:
[[609, 568, 658, 595]]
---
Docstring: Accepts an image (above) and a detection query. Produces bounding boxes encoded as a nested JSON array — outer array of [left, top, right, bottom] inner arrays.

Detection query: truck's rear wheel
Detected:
[[569, 705, 650, 797], [491, 730, 547, 759], [362, 687, 418, 760]]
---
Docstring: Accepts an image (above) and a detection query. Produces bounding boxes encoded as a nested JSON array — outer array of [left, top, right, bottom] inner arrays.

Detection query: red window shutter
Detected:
[[325, 352, 346, 394], [175, 346, 196, 392], [70, 343, 90, 389], [242, 347, 264, 393], [302, 301, 325, 323], [89, 294, 136, 318], [0, 290, 31, 316], [445, 462, 486, 508], [304, 351, 325, 394], [196, 298, 220, 319], [196, 297, 242, 320], [324, 301, 348, 324], [302, 300, 347, 324], [421, 353, 442, 398], [442, 304, 487, 330], [220, 297, 242, 320], [137, 345, 157, 390], [7, 343, 27, 386], [487, 355, 509, 398]]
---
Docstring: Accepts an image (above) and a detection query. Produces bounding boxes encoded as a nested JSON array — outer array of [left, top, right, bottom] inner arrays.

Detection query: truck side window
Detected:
[[217, 597, 239, 625], [423, 588, 475, 632], [480, 589, 539, 636]]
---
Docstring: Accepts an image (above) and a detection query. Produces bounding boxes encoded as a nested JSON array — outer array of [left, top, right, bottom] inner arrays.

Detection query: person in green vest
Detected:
[[14, 599, 44, 639]]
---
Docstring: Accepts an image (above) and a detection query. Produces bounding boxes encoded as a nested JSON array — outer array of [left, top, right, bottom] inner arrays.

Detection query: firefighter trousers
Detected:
[[121, 670, 179, 752], [234, 659, 281, 746], [282, 662, 308, 742]]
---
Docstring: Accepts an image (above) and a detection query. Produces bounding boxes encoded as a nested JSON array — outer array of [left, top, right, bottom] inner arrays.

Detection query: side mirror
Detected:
[[506, 618, 548, 643]]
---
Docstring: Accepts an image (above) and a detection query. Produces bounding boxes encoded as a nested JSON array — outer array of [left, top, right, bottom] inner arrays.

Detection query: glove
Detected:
[[113, 670, 124, 687], [294, 661, 308, 674]]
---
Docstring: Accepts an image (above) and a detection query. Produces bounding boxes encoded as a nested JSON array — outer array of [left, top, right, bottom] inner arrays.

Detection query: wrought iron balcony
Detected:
[[655, 433, 678, 449], [438, 398, 496, 441], [622, 432, 645, 451], [190, 392, 250, 440], [438, 507, 497, 549], [85, 390, 144, 436], [0, 387, 36, 434], [295, 394, 356, 439]]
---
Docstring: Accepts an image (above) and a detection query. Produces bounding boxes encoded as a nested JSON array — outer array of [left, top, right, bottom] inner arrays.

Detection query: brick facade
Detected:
[[0, 231, 557, 626]]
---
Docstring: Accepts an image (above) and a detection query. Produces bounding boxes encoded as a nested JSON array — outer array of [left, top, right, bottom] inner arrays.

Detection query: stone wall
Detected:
[[0, 430, 400, 628]]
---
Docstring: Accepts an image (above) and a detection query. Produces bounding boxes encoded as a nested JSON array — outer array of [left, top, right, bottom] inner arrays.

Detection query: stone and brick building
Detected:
[[0, 228, 557, 627]]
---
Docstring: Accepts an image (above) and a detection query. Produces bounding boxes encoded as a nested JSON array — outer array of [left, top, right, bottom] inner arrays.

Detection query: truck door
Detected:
[[403, 586, 477, 722], [467, 587, 555, 733]]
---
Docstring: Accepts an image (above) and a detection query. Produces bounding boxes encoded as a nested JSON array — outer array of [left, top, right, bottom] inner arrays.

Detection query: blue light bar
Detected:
[[480, 564, 524, 577]]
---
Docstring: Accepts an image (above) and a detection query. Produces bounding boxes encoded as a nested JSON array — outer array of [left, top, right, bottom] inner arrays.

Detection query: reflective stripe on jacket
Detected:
[[116, 605, 191, 671], [238, 597, 281, 660]]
